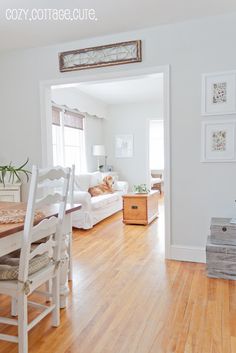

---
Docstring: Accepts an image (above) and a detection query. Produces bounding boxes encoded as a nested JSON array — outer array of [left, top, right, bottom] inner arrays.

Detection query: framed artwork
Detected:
[[201, 71, 236, 115], [59, 40, 142, 72], [115, 134, 133, 158], [201, 120, 236, 162]]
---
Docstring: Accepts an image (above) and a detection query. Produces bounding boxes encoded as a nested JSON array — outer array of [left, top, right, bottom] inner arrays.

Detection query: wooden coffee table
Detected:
[[122, 190, 159, 225]]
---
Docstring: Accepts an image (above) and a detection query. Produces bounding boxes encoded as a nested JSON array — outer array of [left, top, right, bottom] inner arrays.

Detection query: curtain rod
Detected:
[[51, 101, 104, 120]]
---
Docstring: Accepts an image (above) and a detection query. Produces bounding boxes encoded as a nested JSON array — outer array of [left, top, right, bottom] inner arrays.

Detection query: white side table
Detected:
[[0, 183, 21, 202]]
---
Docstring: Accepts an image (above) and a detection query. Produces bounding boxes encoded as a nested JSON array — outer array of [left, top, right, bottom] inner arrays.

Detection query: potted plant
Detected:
[[132, 184, 150, 194], [0, 158, 31, 186]]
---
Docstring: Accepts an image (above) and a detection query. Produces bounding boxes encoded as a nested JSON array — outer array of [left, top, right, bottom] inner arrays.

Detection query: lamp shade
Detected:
[[92, 145, 106, 156]]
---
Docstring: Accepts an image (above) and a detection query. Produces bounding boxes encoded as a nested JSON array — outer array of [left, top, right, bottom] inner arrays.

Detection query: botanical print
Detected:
[[212, 82, 227, 104], [115, 135, 133, 158], [211, 130, 227, 151], [202, 120, 236, 162]]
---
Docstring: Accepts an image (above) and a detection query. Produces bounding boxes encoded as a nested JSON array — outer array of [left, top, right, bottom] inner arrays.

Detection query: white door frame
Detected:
[[39, 64, 171, 258]]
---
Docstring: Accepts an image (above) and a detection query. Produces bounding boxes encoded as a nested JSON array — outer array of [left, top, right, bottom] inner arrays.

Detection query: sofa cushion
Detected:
[[74, 172, 103, 191], [75, 174, 91, 191], [111, 175, 118, 191], [90, 172, 103, 187], [73, 191, 91, 207], [91, 193, 120, 209]]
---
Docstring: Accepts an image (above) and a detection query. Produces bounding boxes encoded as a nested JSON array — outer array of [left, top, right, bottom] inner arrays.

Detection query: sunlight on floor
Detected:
[[156, 194, 165, 254]]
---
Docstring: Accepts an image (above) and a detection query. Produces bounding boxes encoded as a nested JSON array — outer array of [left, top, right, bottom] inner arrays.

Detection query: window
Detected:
[[149, 120, 164, 170], [52, 106, 86, 173]]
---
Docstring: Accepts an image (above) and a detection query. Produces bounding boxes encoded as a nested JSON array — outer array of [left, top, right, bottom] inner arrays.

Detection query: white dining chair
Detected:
[[39, 164, 74, 299], [68, 164, 75, 281], [0, 165, 70, 353], [42, 164, 75, 282]]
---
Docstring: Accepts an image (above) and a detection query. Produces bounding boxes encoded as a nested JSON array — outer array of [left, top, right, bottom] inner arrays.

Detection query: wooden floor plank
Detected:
[[0, 196, 235, 353]]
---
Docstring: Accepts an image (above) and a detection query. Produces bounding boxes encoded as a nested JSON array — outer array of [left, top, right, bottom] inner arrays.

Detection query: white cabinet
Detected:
[[0, 183, 21, 202]]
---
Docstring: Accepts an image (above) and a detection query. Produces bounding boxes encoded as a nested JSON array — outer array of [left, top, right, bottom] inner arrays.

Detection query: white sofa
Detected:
[[72, 172, 128, 229]]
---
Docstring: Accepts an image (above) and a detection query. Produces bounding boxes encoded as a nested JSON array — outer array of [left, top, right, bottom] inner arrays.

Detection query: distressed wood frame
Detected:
[[59, 40, 142, 72]]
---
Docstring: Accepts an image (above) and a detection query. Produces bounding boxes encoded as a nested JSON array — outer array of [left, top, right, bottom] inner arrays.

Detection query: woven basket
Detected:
[[0, 209, 45, 224]]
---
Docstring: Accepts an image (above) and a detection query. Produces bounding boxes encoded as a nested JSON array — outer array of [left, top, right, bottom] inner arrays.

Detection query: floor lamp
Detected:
[[93, 145, 106, 171]]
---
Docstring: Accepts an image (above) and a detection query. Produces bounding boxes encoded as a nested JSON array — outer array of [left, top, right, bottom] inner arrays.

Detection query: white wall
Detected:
[[84, 117, 105, 172], [104, 100, 163, 188], [1, 14, 236, 260], [51, 87, 107, 171], [51, 87, 108, 118]]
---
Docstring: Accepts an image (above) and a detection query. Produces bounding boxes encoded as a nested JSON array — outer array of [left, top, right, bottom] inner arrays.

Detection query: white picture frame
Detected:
[[201, 120, 236, 162], [115, 134, 133, 158], [201, 71, 236, 116]]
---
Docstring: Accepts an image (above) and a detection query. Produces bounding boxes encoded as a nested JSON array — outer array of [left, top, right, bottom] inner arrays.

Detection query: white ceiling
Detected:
[[53, 74, 163, 105], [0, 0, 236, 51]]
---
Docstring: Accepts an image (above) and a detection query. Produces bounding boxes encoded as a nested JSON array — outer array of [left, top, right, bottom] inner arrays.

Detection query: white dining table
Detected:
[[0, 201, 81, 308]]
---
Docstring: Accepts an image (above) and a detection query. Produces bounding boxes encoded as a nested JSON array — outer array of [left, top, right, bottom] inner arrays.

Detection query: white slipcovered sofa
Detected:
[[72, 172, 128, 229]]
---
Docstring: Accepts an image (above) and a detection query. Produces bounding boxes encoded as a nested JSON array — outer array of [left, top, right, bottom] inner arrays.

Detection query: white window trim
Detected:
[[52, 110, 85, 173]]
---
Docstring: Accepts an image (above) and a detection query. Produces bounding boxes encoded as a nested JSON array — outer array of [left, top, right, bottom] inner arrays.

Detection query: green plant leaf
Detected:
[[0, 159, 31, 186], [18, 157, 29, 170]]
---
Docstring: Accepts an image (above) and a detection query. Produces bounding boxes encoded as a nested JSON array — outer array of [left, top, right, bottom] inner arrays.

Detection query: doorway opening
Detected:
[[40, 65, 170, 258]]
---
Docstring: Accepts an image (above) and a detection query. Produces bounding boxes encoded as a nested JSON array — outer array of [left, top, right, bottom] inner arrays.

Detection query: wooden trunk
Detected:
[[210, 217, 236, 245], [122, 190, 159, 225], [206, 236, 236, 280]]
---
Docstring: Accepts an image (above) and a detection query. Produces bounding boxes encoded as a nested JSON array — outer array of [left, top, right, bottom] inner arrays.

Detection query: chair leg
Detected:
[[52, 274, 60, 327], [11, 297, 17, 316], [17, 293, 28, 353], [46, 280, 52, 302], [68, 232, 73, 281]]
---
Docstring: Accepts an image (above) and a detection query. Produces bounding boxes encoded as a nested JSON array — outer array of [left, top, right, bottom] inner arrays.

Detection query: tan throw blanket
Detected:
[[88, 175, 114, 197]]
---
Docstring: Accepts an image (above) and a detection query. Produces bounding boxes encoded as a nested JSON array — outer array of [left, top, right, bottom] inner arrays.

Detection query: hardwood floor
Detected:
[[1, 197, 236, 353]]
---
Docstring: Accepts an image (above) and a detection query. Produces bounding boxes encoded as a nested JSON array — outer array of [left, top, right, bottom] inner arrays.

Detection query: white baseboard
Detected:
[[170, 245, 206, 263]]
